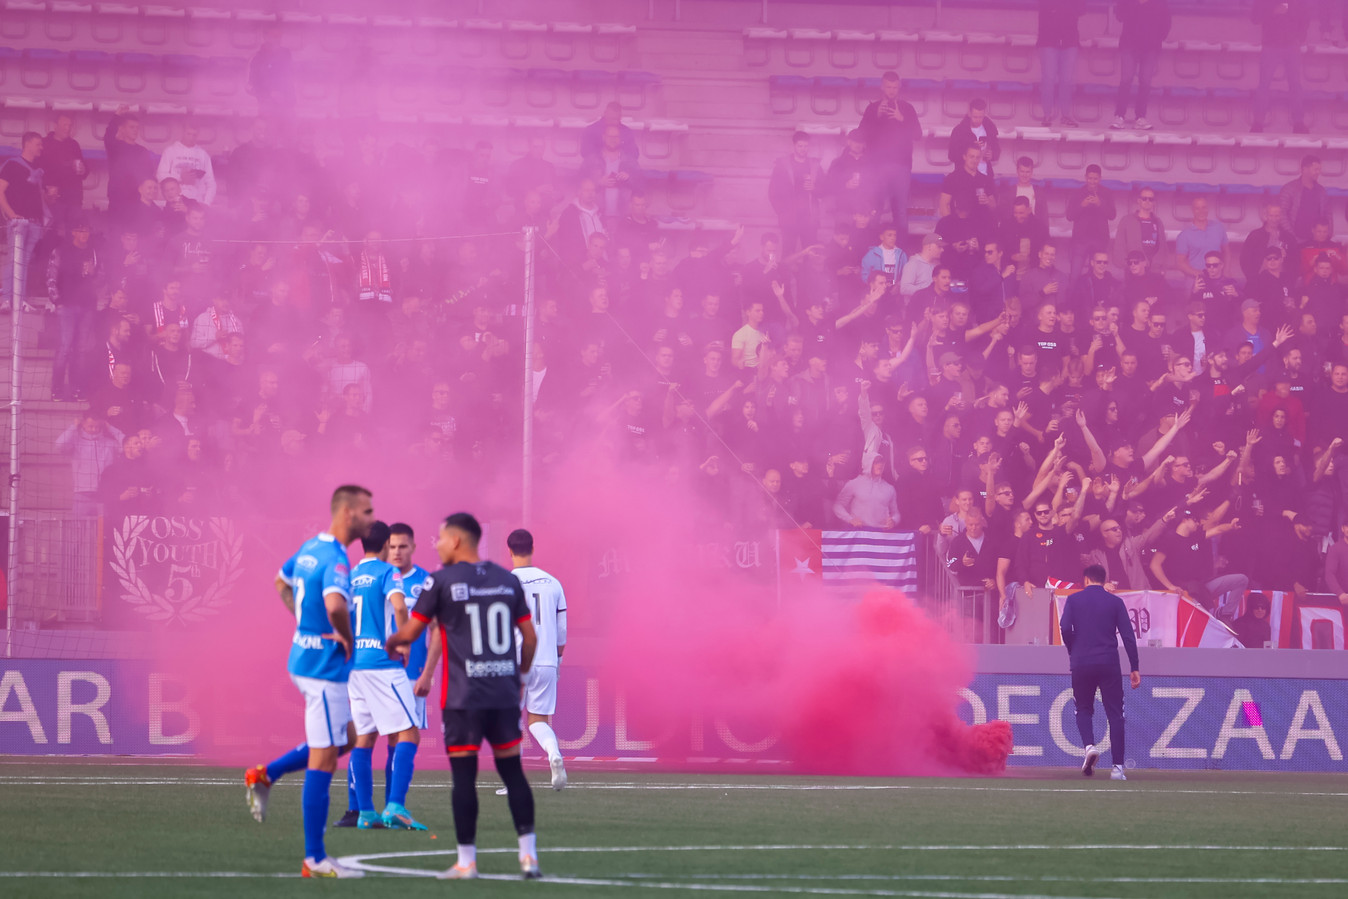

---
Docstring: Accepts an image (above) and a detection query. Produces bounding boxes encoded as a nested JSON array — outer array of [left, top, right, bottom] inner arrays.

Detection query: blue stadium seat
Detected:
[[205, 56, 247, 98], [114, 52, 156, 94], [67, 49, 111, 93], [571, 69, 613, 110], [20, 47, 66, 90], [162, 54, 206, 96]]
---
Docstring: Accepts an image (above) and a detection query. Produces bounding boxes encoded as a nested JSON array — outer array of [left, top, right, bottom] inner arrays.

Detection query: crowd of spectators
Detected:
[[2, 1, 1347, 636]]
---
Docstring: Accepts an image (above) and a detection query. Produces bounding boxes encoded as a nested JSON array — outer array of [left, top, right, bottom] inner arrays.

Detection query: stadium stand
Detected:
[[2, 0, 1347, 647]]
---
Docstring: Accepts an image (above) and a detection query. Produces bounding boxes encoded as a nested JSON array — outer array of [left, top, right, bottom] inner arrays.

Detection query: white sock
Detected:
[[519, 831, 537, 860], [529, 721, 562, 763], [457, 844, 476, 867]]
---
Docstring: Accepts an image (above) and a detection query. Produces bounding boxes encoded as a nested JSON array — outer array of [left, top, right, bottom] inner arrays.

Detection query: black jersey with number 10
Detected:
[[411, 560, 532, 710]]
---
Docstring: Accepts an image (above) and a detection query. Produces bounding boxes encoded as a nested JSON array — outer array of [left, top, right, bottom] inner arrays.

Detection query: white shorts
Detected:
[[290, 674, 351, 750], [523, 665, 559, 717], [349, 668, 419, 737], [413, 694, 428, 730]]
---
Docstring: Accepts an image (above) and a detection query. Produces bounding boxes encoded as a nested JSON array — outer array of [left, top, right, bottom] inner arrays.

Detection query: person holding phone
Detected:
[[856, 71, 921, 236]]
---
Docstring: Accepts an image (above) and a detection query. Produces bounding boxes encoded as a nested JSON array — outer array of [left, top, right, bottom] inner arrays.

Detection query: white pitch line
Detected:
[[338, 843, 1348, 861], [338, 855, 1116, 899], [3, 775, 1347, 799], [570, 782, 1348, 798], [618, 873, 1348, 886]]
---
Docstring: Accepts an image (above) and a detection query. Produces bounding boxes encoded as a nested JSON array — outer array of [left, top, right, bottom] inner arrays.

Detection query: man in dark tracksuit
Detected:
[[1058, 564, 1141, 780]]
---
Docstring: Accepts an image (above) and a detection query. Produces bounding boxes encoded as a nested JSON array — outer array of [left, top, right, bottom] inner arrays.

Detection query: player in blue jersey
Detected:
[[345, 520, 430, 831], [336, 521, 434, 828], [386, 513, 541, 880], [243, 484, 372, 880]]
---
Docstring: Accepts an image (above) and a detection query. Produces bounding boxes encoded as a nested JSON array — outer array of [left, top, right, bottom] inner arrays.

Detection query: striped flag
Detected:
[[1173, 595, 1242, 648], [820, 530, 918, 591]]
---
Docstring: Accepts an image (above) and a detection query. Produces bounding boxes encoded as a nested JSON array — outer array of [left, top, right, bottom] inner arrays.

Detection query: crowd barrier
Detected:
[[2, 651, 1345, 773], [2, 518, 1345, 771]]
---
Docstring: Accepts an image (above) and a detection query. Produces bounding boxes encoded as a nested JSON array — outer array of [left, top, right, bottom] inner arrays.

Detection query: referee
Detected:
[[1059, 565, 1141, 781]]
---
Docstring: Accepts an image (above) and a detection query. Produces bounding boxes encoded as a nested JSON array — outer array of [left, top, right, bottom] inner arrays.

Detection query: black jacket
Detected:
[[1059, 584, 1141, 672], [946, 115, 1002, 174], [1115, 0, 1172, 51]]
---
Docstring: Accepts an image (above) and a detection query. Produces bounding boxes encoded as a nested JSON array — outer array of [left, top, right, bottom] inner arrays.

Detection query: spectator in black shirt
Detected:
[[249, 23, 296, 115], [1249, 246, 1299, 329], [102, 108, 156, 223], [1149, 511, 1248, 619], [1240, 202, 1299, 279], [948, 508, 998, 589], [856, 71, 921, 235], [768, 131, 824, 253], [1072, 248, 1122, 313], [0, 131, 46, 312], [946, 98, 1001, 177], [999, 197, 1050, 278], [824, 129, 869, 215], [1065, 165, 1118, 279], [47, 220, 100, 401], [43, 112, 86, 219], [939, 145, 997, 241], [1191, 251, 1242, 332]]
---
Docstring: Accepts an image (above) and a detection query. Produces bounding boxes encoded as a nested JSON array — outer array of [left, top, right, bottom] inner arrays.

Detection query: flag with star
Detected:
[[777, 529, 918, 592]]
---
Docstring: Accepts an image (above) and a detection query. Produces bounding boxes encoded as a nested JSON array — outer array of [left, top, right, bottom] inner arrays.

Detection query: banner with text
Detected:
[[103, 515, 248, 630], [3, 660, 1346, 772]]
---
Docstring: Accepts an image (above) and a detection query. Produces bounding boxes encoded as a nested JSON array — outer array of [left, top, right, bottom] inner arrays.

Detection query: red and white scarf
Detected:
[[358, 251, 392, 302], [209, 307, 241, 335], [153, 302, 190, 332]]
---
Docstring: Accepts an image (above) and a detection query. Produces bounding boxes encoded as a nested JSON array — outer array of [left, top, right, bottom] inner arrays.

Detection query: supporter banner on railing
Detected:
[[776, 529, 919, 592], [3, 660, 1346, 771], [1236, 591, 1348, 650], [1049, 590, 1241, 649]]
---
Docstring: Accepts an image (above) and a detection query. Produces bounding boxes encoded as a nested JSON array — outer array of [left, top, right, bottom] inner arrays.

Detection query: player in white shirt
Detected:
[[508, 528, 568, 791]]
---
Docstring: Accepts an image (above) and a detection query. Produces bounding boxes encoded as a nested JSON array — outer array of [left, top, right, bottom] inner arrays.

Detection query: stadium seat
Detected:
[[113, 51, 156, 94], [20, 47, 65, 90], [66, 49, 110, 92], [161, 53, 205, 95], [570, 69, 611, 110], [616, 69, 658, 111], [525, 67, 570, 110], [768, 74, 810, 115], [184, 8, 232, 50], [203, 55, 246, 98]]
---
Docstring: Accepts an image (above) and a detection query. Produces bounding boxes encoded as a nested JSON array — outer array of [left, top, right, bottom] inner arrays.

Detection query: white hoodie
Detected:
[[156, 141, 216, 205]]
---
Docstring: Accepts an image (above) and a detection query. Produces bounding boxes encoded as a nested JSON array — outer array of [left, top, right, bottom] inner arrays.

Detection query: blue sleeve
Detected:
[[385, 568, 405, 600], [860, 249, 878, 283], [322, 555, 350, 599], [279, 552, 297, 585]]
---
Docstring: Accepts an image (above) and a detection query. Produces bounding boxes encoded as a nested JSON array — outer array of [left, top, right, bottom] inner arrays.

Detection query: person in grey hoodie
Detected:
[[832, 453, 900, 529]]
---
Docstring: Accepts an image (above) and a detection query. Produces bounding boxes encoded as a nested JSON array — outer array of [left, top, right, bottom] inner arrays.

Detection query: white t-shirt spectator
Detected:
[[156, 142, 217, 205], [328, 360, 373, 412], [731, 324, 770, 368]]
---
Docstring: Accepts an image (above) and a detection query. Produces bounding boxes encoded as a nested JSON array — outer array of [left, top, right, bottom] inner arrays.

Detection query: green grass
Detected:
[[2, 762, 1347, 898]]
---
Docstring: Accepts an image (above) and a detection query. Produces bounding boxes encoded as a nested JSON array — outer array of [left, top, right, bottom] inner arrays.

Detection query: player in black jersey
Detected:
[[386, 512, 541, 880]]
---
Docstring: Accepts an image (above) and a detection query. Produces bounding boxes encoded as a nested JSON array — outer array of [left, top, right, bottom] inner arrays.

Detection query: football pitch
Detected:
[[3, 763, 1347, 898]]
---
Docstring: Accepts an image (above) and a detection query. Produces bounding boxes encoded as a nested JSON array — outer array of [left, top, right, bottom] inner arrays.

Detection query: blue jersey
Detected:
[[281, 533, 354, 682], [351, 558, 407, 671], [400, 564, 431, 680]]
